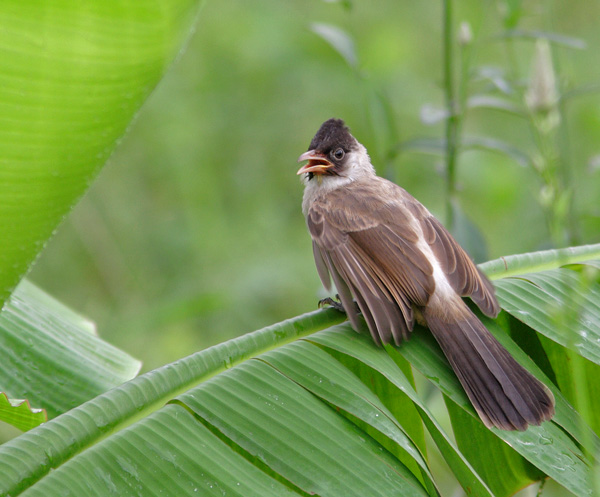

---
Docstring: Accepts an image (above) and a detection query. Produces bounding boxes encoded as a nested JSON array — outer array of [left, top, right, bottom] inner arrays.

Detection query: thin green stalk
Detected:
[[442, 0, 459, 227], [529, 108, 575, 247], [556, 98, 580, 246], [524, 37, 578, 248], [535, 477, 547, 497], [544, 8, 577, 245]]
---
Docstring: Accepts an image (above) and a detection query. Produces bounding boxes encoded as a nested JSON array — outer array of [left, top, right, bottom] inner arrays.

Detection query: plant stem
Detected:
[[527, 109, 568, 246], [535, 477, 547, 497], [443, 0, 459, 227]]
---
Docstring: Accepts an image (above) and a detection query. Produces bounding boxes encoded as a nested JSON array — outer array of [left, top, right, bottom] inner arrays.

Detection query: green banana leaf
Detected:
[[0, 394, 45, 433], [1, 247, 599, 497], [0, 0, 202, 305], [0, 280, 141, 427]]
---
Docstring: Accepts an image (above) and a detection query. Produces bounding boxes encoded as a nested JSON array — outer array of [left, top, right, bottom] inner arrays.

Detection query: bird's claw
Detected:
[[318, 295, 345, 312], [318, 294, 359, 314]]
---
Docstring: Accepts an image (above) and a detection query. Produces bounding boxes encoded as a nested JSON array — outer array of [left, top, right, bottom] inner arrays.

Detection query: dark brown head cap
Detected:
[[308, 118, 357, 153]]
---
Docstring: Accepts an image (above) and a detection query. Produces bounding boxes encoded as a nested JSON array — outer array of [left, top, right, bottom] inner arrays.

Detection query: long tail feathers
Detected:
[[424, 305, 555, 431]]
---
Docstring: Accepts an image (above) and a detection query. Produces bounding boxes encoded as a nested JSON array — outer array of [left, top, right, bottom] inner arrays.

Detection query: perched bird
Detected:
[[297, 118, 555, 431]]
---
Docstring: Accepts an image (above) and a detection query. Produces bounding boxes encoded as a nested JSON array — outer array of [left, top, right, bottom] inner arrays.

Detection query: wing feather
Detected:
[[420, 215, 500, 317], [328, 246, 409, 344], [306, 182, 433, 345], [312, 241, 331, 291], [306, 177, 499, 344]]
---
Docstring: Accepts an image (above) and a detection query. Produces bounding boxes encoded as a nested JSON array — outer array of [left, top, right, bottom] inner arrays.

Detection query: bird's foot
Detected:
[[318, 295, 359, 314], [318, 295, 345, 312]]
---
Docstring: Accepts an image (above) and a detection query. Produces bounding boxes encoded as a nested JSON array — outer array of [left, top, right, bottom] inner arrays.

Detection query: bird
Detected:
[[297, 118, 555, 431]]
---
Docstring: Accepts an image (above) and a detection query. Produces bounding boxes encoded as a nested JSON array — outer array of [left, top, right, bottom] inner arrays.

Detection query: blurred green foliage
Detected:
[[28, 0, 600, 371]]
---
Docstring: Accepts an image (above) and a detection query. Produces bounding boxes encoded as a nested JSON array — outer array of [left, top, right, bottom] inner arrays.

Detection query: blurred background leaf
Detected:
[[310, 23, 358, 69], [0, 0, 202, 305]]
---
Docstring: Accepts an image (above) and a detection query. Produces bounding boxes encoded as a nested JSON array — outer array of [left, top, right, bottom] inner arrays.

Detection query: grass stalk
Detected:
[[442, 0, 459, 228]]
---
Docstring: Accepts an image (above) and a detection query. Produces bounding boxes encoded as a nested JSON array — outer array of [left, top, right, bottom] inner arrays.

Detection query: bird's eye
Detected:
[[332, 148, 345, 160]]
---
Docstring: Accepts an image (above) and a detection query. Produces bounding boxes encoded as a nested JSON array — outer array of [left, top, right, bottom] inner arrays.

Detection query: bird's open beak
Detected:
[[297, 150, 333, 175]]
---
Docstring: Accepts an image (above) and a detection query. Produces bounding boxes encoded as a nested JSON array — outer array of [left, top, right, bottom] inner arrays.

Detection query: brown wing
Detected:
[[306, 180, 435, 345], [307, 177, 499, 345], [410, 203, 500, 318]]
